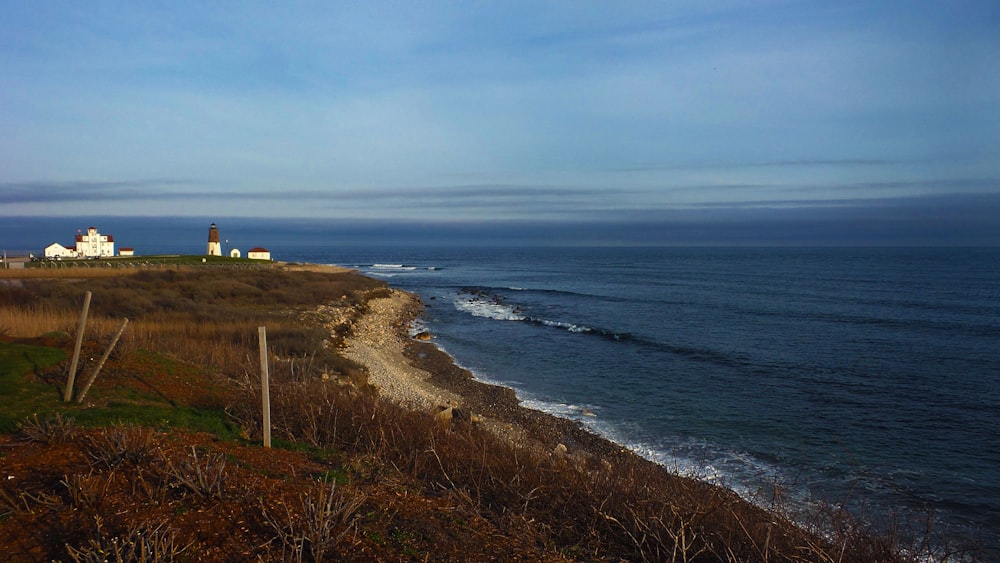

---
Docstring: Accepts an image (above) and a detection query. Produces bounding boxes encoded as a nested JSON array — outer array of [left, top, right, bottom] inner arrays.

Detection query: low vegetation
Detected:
[[0, 263, 974, 561]]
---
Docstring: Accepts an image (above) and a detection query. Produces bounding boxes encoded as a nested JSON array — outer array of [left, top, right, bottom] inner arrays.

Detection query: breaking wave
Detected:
[[452, 290, 629, 341], [451, 290, 765, 368], [515, 394, 788, 504], [453, 294, 526, 321]]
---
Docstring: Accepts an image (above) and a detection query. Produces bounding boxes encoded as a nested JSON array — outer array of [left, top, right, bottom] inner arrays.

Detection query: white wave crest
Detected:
[[520, 399, 601, 420], [453, 296, 526, 321], [371, 263, 417, 271], [425, 343, 803, 523], [537, 319, 592, 333], [407, 318, 429, 337], [518, 395, 785, 503]]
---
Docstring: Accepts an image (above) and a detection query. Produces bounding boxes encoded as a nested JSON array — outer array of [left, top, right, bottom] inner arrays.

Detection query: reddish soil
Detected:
[[0, 430, 569, 561], [0, 336, 569, 562]]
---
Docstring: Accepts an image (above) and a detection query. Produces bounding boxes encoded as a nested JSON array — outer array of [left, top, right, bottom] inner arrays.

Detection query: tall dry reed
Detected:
[[0, 305, 75, 337]]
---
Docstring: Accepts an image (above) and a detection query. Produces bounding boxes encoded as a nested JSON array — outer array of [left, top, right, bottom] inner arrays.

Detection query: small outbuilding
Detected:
[[45, 243, 77, 259], [119, 247, 135, 257], [247, 247, 271, 261], [230, 248, 241, 258]]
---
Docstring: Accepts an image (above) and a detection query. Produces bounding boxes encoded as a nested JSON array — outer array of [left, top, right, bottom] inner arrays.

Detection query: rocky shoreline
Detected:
[[342, 288, 677, 472]]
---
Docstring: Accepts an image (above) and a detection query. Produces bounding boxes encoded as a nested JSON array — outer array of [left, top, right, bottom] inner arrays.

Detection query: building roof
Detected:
[[75, 233, 114, 242], [248, 247, 269, 253]]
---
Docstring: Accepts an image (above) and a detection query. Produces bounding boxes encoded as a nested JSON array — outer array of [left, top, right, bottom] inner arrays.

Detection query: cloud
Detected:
[[1, 2, 998, 239], [0, 179, 196, 204], [3, 190, 998, 249], [5, 176, 999, 223], [609, 158, 911, 173]]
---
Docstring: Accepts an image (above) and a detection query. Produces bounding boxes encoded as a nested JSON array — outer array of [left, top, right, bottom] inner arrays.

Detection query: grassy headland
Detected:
[[0, 259, 949, 561]]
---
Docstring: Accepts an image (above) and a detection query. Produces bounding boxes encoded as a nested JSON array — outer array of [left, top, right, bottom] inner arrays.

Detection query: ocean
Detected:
[[274, 246, 1000, 557]]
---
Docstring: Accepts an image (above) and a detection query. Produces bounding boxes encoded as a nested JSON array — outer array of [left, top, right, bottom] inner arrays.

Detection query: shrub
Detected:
[[61, 472, 112, 514], [261, 482, 366, 562], [17, 412, 77, 444], [159, 446, 231, 500], [81, 424, 158, 469], [65, 523, 193, 563]]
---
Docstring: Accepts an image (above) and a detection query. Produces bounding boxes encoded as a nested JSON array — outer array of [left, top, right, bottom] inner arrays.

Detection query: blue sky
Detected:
[[2, 1, 999, 244]]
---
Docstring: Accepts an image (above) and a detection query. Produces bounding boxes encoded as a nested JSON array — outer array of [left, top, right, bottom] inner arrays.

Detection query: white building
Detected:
[[247, 247, 271, 260], [44, 242, 77, 259], [44, 226, 115, 259]]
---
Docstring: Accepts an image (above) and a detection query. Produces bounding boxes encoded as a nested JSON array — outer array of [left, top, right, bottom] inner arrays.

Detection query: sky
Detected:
[[2, 1, 999, 245]]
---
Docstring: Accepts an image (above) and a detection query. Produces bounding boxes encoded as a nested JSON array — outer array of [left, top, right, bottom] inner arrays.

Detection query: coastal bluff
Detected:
[[0, 261, 914, 561]]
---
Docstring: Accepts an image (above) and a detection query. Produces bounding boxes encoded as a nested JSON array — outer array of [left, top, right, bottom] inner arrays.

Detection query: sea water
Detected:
[[274, 246, 1000, 554]]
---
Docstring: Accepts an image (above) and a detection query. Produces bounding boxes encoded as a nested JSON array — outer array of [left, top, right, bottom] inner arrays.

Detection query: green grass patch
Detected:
[[0, 342, 67, 432], [0, 341, 238, 438], [316, 468, 350, 485], [133, 348, 181, 376], [0, 341, 66, 379], [270, 437, 342, 462], [70, 403, 241, 439], [84, 384, 165, 406]]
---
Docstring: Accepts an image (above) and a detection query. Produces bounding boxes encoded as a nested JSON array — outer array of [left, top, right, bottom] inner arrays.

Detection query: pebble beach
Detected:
[[340, 288, 663, 469]]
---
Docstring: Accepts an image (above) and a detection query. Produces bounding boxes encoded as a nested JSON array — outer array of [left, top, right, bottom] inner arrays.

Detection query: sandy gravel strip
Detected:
[[342, 289, 461, 412], [340, 288, 635, 464]]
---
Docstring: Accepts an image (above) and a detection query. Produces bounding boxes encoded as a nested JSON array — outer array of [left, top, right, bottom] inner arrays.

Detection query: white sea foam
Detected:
[[538, 319, 592, 333], [451, 297, 598, 334], [367, 263, 422, 278], [453, 296, 526, 321], [425, 335, 803, 523], [518, 395, 789, 506], [519, 399, 601, 420], [518, 398, 713, 476], [407, 318, 429, 338]]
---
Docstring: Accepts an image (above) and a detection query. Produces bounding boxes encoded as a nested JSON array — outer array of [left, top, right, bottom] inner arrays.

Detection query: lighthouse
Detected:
[[207, 223, 222, 256]]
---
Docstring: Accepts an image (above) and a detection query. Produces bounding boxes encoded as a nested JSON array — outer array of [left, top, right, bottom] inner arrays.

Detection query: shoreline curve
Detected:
[[342, 288, 691, 471]]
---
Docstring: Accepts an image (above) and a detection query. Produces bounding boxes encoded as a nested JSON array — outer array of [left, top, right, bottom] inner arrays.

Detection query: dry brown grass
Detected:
[[228, 371, 924, 562], [0, 305, 77, 337], [0, 267, 135, 280], [1, 266, 378, 380]]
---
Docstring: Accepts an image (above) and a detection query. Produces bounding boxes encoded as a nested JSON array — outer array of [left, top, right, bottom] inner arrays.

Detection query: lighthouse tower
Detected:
[[207, 223, 222, 256]]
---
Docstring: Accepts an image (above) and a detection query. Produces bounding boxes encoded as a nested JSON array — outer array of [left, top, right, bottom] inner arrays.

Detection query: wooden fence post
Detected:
[[64, 291, 92, 402], [76, 318, 129, 404], [259, 326, 271, 449]]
